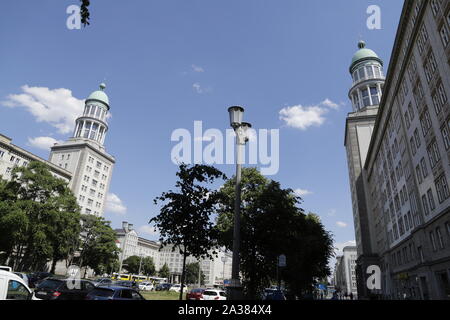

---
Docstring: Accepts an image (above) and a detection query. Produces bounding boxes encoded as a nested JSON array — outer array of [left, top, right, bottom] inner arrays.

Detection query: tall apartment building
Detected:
[[345, 0, 450, 300]]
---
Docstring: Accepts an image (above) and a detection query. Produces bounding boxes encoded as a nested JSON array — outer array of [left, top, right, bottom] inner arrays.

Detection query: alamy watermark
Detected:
[[170, 121, 280, 175], [366, 265, 381, 290], [66, 265, 81, 290], [367, 5, 382, 30], [66, 5, 81, 30]]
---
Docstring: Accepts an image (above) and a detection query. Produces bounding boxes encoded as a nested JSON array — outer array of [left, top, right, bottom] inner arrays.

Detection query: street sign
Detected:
[[278, 254, 286, 267]]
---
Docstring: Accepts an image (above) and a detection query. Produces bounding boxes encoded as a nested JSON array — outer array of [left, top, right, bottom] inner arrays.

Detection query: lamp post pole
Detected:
[[227, 106, 251, 300]]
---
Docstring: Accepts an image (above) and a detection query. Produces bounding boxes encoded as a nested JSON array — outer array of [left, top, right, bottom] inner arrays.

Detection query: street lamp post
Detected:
[[227, 106, 251, 300], [221, 256, 227, 285]]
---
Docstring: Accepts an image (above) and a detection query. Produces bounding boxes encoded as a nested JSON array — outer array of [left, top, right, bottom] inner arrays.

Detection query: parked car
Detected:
[[93, 278, 113, 287], [0, 270, 38, 300], [202, 289, 227, 300], [138, 281, 154, 291], [113, 280, 139, 291], [169, 284, 188, 293], [34, 278, 96, 300], [262, 289, 286, 300], [28, 272, 54, 288], [0, 266, 12, 272], [85, 286, 145, 300], [13, 272, 29, 287], [186, 288, 206, 300], [155, 283, 172, 291]]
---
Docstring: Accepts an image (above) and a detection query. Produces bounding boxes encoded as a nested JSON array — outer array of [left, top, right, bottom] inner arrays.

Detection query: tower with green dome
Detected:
[[49, 83, 115, 217], [348, 40, 385, 112], [344, 41, 384, 299]]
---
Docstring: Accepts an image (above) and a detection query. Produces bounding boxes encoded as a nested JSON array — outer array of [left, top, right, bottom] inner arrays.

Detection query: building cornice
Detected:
[[51, 141, 115, 164]]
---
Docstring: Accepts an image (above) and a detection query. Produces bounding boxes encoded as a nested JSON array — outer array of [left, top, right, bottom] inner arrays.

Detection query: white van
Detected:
[[0, 270, 38, 300]]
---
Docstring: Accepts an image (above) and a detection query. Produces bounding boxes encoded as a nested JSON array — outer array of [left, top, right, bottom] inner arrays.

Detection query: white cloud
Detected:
[[192, 64, 205, 73], [2, 85, 84, 134], [138, 225, 160, 237], [294, 188, 313, 197], [105, 193, 127, 216], [336, 221, 348, 228], [279, 99, 339, 130], [27, 136, 62, 150], [321, 98, 339, 109], [192, 83, 211, 94]]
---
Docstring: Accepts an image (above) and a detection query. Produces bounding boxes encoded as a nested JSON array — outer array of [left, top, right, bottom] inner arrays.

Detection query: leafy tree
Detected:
[[141, 256, 156, 276], [150, 163, 226, 300], [78, 214, 120, 277], [216, 168, 334, 299], [80, 0, 91, 26], [158, 263, 170, 279], [123, 255, 141, 274], [0, 162, 81, 272], [185, 262, 205, 286]]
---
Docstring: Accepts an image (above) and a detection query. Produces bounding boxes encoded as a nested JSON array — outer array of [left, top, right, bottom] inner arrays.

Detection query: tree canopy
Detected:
[[216, 167, 334, 299], [0, 161, 81, 273], [150, 163, 226, 299]]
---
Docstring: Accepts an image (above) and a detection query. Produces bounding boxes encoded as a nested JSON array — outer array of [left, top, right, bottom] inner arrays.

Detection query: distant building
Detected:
[[334, 246, 358, 298], [344, 0, 450, 299], [115, 221, 232, 286]]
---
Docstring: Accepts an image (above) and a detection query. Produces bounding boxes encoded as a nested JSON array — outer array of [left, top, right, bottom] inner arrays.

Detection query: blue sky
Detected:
[[0, 0, 404, 263]]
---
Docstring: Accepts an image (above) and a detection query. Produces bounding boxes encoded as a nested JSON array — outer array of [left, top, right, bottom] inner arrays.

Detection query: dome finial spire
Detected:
[[358, 40, 366, 49], [99, 83, 106, 91]]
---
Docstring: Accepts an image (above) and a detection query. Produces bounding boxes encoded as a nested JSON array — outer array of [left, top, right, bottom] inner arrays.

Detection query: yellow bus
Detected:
[[112, 273, 132, 281], [131, 275, 147, 283]]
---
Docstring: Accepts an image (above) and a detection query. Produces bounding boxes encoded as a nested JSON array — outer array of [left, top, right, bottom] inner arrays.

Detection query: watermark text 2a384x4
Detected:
[[171, 121, 279, 175]]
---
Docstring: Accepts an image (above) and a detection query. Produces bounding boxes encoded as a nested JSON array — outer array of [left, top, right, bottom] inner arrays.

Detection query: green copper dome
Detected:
[[86, 83, 109, 109], [350, 41, 383, 73]]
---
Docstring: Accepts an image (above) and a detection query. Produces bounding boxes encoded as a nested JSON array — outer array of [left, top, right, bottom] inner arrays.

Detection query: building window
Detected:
[[420, 157, 428, 178], [427, 140, 441, 168], [414, 128, 421, 148], [427, 188, 436, 211], [436, 227, 445, 249], [370, 86, 380, 105], [417, 246, 424, 263], [420, 108, 433, 136], [435, 174, 450, 203], [439, 24, 449, 47], [404, 111, 411, 129], [422, 194, 430, 216], [441, 124, 450, 150], [362, 88, 371, 107], [416, 165, 423, 184], [430, 231, 437, 251], [410, 137, 417, 156]]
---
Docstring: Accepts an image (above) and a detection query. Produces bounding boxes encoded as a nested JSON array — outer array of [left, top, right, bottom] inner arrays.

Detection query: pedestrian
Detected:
[[344, 292, 348, 300], [349, 292, 353, 300]]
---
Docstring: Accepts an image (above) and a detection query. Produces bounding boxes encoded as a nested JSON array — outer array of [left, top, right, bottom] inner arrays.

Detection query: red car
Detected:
[[186, 288, 206, 300]]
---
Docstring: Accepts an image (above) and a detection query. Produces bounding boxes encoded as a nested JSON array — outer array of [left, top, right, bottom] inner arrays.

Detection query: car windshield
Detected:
[[38, 279, 62, 290], [89, 289, 114, 297], [203, 291, 217, 296]]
